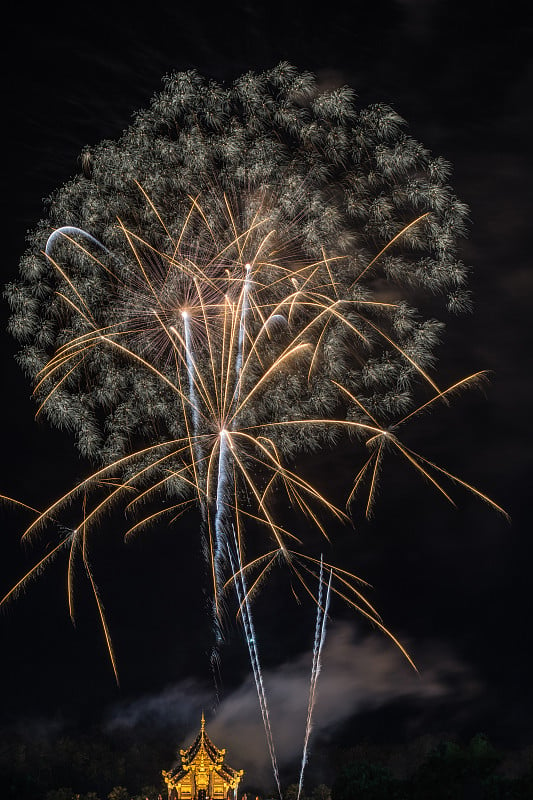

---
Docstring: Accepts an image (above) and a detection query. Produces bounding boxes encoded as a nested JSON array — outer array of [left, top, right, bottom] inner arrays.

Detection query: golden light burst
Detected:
[[1, 183, 507, 682]]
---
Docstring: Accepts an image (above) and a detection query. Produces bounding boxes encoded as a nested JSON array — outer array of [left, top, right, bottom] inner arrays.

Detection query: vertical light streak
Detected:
[[214, 429, 231, 600], [233, 263, 252, 406], [182, 311, 200, 433], [211, 428, 232, 669], [297, 561, 332, 800], [228, 527, 283, 800], [212, 263, 253, 644]]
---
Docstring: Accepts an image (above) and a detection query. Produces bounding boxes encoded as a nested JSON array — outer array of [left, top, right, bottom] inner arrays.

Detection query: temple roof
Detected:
[[165, 714, 243, 787]]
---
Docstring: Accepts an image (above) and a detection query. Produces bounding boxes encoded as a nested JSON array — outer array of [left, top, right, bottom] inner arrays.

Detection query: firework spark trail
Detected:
[[213, 264, 254, 632], [308, 557, 325, 709], [179, 311, 207, 498], [213, 430, 232, 639], [181, 311, 201, 434], [297, 560, 332, 800], [234, 262, 252, 398], [299, 554, 325, 799], [178, 308, 218, 662], [228, 527, 283, 800]]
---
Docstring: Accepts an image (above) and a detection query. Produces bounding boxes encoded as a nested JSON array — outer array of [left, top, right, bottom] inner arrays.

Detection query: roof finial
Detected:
[[201, 711, 205, 733]]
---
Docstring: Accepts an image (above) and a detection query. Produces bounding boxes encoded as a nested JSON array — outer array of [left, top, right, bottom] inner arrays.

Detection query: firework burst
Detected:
[[3, 64, 506, 706]]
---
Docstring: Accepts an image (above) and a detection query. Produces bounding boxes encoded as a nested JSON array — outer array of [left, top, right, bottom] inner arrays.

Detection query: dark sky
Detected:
[[0, 0, 532, 787]]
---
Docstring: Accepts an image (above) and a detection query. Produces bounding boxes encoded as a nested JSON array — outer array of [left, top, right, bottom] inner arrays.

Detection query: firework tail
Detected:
[[297, 562, 332, 800], [213, 264, 253, 638], [181, 311, 223, 687], [228, 527, 283, 800], [212, 264, 251, 608], [214, 430, 232, 610]]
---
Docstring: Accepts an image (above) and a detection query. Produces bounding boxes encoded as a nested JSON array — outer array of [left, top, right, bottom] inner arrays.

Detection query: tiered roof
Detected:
[[164, 714, 243, 789]]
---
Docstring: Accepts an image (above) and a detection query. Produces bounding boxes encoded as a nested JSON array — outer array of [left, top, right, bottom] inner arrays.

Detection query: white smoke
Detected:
[[106, 622, 481, 786]]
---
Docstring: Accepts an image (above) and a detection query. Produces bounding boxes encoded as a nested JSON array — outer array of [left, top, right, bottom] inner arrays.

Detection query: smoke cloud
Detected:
[[107, 622, 480, 786]]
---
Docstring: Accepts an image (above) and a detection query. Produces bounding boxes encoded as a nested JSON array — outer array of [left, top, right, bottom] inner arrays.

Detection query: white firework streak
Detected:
[[228, 526, 283, 799], [297, 558, 333, 800]]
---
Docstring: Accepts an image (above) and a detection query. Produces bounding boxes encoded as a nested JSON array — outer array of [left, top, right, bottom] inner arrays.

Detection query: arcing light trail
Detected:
[[2, 65, 509, 795]]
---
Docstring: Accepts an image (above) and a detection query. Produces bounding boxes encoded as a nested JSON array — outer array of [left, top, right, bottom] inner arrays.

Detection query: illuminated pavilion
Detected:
[[163, 715, 244, 800]]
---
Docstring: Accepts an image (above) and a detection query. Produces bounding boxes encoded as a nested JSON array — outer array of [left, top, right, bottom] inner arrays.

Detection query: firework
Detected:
[[3, 64, 506, 759]]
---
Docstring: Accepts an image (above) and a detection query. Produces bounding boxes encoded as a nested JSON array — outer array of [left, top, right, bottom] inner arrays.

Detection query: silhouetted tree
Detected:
[[411, 734, 501, 800], [332, 760, 403, 800]]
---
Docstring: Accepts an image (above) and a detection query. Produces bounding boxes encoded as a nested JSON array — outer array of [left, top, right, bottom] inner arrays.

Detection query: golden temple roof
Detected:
[[164, 715, 243, 790]]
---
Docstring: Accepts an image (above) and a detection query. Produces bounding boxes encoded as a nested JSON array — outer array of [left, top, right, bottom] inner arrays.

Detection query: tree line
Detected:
[[1, 729, 533, 800], [329, 734, 533, 800]]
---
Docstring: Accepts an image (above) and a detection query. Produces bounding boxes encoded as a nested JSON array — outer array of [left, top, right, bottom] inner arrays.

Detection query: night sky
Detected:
[[1, 0, 531, 788]]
